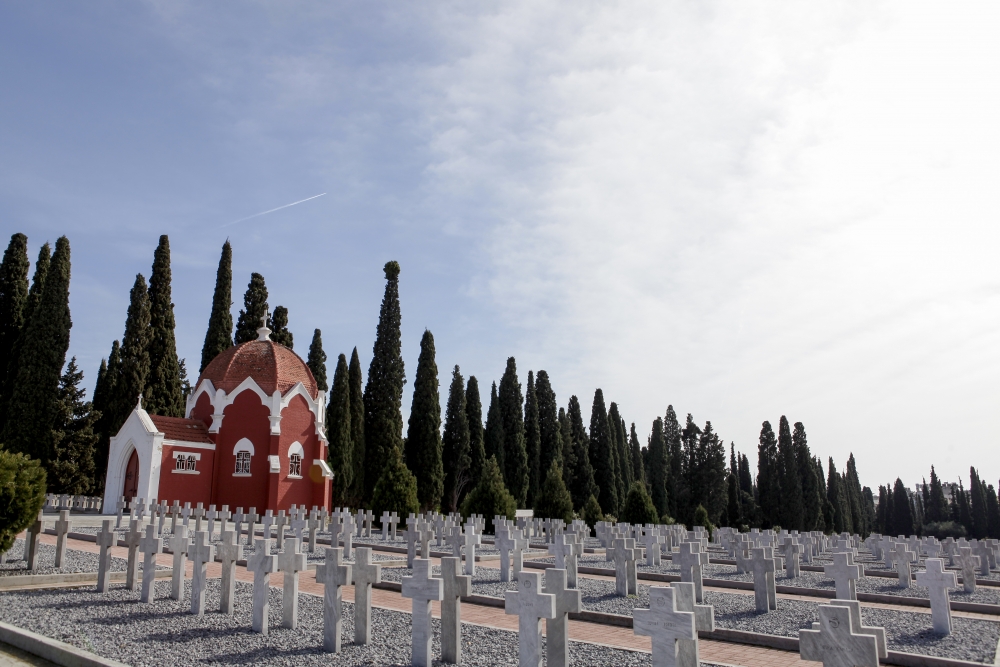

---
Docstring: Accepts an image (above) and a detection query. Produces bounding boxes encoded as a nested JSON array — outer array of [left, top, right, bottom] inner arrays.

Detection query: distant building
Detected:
[[102, 322, 332, 513]]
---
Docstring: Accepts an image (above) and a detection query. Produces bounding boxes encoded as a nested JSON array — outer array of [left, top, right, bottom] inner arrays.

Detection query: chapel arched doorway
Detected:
[[123, 449, 139, 500]]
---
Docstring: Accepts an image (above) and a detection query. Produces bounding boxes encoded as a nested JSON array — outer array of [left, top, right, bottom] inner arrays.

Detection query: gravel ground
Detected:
[[705, 590, 1000, 663], [0, 539, 161, 576], [0, 579, 658, 666]]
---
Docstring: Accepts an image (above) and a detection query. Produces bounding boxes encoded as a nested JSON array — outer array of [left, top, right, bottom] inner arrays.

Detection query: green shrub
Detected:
[[371, 446, 419, 521], [533, 462, 574, 525], [660, 513, 676, 525], [691, 504, 714, 533], [580, 494, 603, 532], [922, 521, 967, 540], [619, 482, 659, 526], [0, 450, 47, 553], [460, 456, 516, 533]]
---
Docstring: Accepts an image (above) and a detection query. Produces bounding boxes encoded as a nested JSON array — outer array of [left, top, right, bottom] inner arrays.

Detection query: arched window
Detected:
[[234, 438, 255, 476], [287, 441, 304, 478]]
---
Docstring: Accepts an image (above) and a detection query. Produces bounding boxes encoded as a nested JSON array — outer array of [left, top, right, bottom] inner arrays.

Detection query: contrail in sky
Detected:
[[222, 192, 326, 227]]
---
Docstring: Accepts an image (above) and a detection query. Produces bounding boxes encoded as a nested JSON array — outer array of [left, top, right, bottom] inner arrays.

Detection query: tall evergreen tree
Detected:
[[92, 340, 120, 492], [0, 242, 48, 432], [607, 402, 627, 504], [756, 421, 780, 528], [465, 376, 485, 481], [892, 477, 914, 536], [969, 467, 989, 539], [535, 370, 562, 478], [1, 237, 72, 465], [110, 274, 153, 437], [777, 416, 803, 530], [793, 422, 822, 531], [347, 348, 365, 505], [844, 454, 867, 536], [363, 262, 405, 502], [738, 452, 753, 496], [629, 423, 644, 485], [268, 306, 293, 348], [234, 273, 269, 345], [589, 389, 617, 517], [306, 329, 328, 392], [664, 406, 682, 518], [178, 359, 191, 399], [145, 236, 183, 417], [827, 458, 852, 534], [47, 358, 99, 494], [926, 466, 948, 522], [405, 330, 443, 511], [566, 395, 595, 509], [726, 470, 741, 527], [0, 233, 29, 399], [698, 421, 729, 525], [523, 371, 541, 506], [680, 414, 701, 522], [200, 240, 233, 371], [484, 382, 504, 472], [326, 354, 353, 504], [647, 417, 669, 517], [985, 484, 1000, 539], [442, 366, 471, 512], [498, 357, 528, 506]]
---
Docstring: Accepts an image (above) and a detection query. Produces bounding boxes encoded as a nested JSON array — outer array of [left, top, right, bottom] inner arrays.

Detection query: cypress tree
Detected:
[[664, 406, 682, 518], [957, 483, 973, 530], [465, 376, 485, 481], [524, 371, 541, 506], [1, 237, 72, 464], [145, 236, 183, 418], [777, 416, 803, 530], [484, 382, 505, 472], [326, 354, 353, 504], [892, 477, 914, 536], [699, 421, 728, 526], [533, 461, 574, 524], [985, 484, 1000, 539], [0, 233, 29, 398], [459, 456, 517, 530], [363, 261, 405, 502], [620, 481, 659, 526], [727, 471, 741, 527], [680, 415, 701, 522], [498, 357, 528, 506], [92, 340, 120, 492], [647, 417, 669, 517], [566, 395, 595, 509], [307, 329, 328, 392], [844, 454, 866, 536], [47, 358, 99, 494], [0, 242, 48, 432], [442, 365, 471, 512], [629, 423, 644, 485], [111, 275, 152, 434], [607, 402, 626, 504], [405, 330, 443, 511], [348, 347, 365, 504], [371, 444, 419, 520], [200, 240, 233, 371], [268, 306, 293, 348], [756, 421, 780, 528], [589, 388, 617, 517], [559, 406, 575, 492], [535, 370, 562, 478], [234, 273, 269, 345], [794, 422, 822, 531], [179, 359, 191, 399], [827, 458, 852, 534], [969, 467, 989, 539]]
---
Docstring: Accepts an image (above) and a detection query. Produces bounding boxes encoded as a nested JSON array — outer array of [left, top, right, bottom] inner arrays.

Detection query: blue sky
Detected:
[[3, 2, 998, 489]]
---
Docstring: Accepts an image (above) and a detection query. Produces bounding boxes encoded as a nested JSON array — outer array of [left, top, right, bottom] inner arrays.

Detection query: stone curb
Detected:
[[0, 570, 171, 590], [0, 620, 128, 667]]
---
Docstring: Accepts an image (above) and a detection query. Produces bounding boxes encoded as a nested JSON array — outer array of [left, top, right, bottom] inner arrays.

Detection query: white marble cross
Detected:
[[460, 522, 480, 575], [544, 568, 582, 667], [169, 525, 190, 600], [440, 556, 472, 664], [353, 547, 382, 644], [192, 503, 206, 532], [168, 500, 182, 533], [634, 586, 696, 667], [828, 599, 887, 659], [916, 558, 957, 634], [955, 547, 979, 593], [611, 537, 640, 596], [274, 510, 287, 549], [751, 547, 777, 611], [676, 542, 709, 603], [245, 507, 259, 543], [891, 543, 916, 588], [218, 530, 244, 614], [783, 541, 803, 578], [233, 507, 247, 542], [671, 582, 713, 667], [445, 525, 464, 560], [642, 529, 665, 566], [155, 501, 168, 536], [316, 547, 352, 653], [189, 531, 214, 615], [380, 511, 398, 540], [123, 519, 142, 590], [823, 552, 859, 601], [139, 524, 162, 603], [505, 570, 556, 667], [402, 559, 444, 667], [181, 502, 193, 527], [53, 510, 72, 568], [496, 527, 518, 582], [279, 537, 308, 629], [115, 497, 127, 529], [405, 518, 421, 567], [799, 604, 879, 667], [95, 520, 116, 593], [307, 510, 321, 553], [247, 539, 278, 635]]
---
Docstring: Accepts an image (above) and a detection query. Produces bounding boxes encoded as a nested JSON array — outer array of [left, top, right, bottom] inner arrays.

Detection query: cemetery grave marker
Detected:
[[278, 538, 308, 629], [633, 586, 696, 667], [440, 556, 472, 664], [354, 547, 382, 644], [95, 520, 116, 593], [189, 531, 214, 615], [248, 539, 278, 635], [671, 582, 714, 667], [169, 525, 190, 600], [955, 547, 980, 593], [799, 604, 878, 667], [53, 510, 71, 568], [751, 547, 777, 612], [315, 547, 351, 652], [915, 558, 957, 635], [218, 530, 244, 614], [402, 559, 444, 667], [544, 567, 582, 667], [139, 524, 162, 603], [824, 552, 860, 601], [505, 570, 556, 667]]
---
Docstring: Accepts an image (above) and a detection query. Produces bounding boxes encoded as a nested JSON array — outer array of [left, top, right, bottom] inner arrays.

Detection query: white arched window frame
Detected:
[[234, 438, 254, 476], [287, 441, 304, 478]]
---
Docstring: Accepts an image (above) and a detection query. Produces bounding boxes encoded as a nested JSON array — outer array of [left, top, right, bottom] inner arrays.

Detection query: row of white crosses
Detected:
[[44, 493, 104, 513]]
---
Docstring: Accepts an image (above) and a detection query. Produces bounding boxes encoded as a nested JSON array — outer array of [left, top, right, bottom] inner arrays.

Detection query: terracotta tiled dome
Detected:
[[198, 339, 318, 399]]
